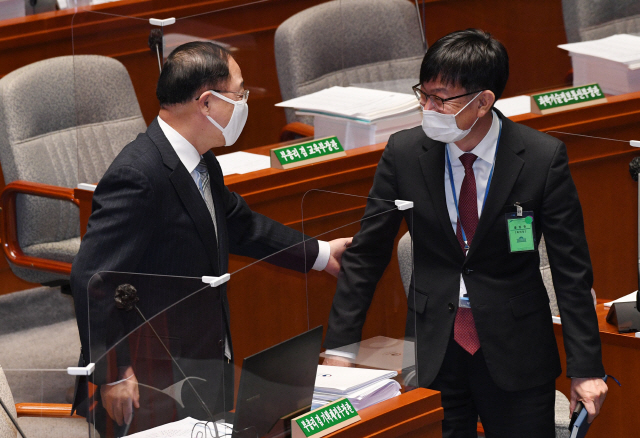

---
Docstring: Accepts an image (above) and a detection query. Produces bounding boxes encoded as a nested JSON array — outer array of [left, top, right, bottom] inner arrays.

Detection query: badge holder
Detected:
[[505, 204, 537, 253]]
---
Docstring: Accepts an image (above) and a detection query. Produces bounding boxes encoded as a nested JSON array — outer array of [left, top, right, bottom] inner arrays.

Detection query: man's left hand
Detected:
[[324, 238, 353, 277], [570, 377, 608, 423]]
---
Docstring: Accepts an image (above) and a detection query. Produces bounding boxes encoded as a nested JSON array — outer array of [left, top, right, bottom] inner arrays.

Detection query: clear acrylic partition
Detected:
[[70, 0, 288, 186], [70, 8, 158, 188], [86, 273, 231, 437], [301, 190, 419, 411]]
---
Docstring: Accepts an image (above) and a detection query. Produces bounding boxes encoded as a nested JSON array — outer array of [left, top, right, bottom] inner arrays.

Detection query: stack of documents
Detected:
[[276, 86, 421, 150], [558, 34, 640, 95], [312, 365, 401, 411]]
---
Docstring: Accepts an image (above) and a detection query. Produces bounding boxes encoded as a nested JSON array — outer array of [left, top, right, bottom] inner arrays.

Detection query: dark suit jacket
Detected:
[[71, 119, 319, 414], [324, 111, 604, 392]]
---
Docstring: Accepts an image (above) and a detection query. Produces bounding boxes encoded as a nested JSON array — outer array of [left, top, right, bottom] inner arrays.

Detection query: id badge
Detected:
[[505, 210, 536, 252]]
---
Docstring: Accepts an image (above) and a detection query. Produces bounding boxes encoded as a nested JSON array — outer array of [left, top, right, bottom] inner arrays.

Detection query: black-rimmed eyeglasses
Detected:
[[412, 84, 482, 112]]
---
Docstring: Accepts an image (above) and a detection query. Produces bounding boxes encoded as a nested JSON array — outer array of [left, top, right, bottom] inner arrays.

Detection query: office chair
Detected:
[[562, 0, 640, 43], [274, 0, 425, 138], [0, 55, 146, 285], [396, 232, 571, 438], [0, 364, 88, 438]]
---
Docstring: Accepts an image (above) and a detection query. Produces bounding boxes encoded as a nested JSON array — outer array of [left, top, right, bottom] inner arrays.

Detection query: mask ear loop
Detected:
[[454, 91, 483, 116], [205, 90, 239, 131]]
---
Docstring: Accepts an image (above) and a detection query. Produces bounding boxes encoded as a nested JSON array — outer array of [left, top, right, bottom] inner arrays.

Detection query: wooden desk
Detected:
[[326, 388, 443, 438], [555, 303, 640, 438]]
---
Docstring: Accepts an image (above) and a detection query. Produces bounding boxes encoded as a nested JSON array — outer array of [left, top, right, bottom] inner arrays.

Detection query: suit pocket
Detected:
[[407, 290, 428, 314], [510, 288, 549, 318]]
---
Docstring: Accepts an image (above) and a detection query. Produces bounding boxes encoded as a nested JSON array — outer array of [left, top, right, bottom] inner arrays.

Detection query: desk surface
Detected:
[[555, 303, 640, 438]]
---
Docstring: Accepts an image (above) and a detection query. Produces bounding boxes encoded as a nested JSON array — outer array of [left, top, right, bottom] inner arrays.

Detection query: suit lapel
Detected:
[[419, 137, 463, 256], [466, 114, 525, 259], [147, 119, 220, 274]]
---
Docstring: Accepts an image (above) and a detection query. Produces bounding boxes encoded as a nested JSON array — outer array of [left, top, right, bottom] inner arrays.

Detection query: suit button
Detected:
[[218, 340, 224, 349], [463, 268, 472, 275], [448, 303, 455, 312]]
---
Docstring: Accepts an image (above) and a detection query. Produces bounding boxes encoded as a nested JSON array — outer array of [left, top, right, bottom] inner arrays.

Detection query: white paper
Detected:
[[126, 417, 233, 438], [604, 291, 637, 308], [277, 86, 419, 122], [216, 151, 270, 176], [558, 34, 640, 65], [315, 364, 396, 395], [494, 95, 531, 117]]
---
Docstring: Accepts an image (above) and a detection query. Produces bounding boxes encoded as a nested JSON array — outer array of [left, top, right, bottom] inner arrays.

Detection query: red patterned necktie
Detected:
[[454, 153, 481, 355]]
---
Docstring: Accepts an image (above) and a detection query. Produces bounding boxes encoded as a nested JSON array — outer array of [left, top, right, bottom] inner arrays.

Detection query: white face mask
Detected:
[[206, 90, 249, 146], [421, 91, 482, 143]]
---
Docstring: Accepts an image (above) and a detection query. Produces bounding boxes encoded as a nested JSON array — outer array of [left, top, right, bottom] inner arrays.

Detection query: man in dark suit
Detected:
[[71, 41, 350, 432], [323, 29, 607, 437]]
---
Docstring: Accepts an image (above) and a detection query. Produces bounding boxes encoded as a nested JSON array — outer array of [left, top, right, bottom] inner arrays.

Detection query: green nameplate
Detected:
[[531, 84, 607, 115], [292, 398, 360, 438], [271, 136, 346, 170], [507, 215, 535, 252]]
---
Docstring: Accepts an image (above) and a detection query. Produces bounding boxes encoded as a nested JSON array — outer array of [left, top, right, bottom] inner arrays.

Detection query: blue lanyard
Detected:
[[445, 121, 502, 251]]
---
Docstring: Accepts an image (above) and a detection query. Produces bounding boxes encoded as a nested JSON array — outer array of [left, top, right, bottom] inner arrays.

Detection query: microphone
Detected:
[[629, 158, 640, 312], [147, 29, 163, 73]]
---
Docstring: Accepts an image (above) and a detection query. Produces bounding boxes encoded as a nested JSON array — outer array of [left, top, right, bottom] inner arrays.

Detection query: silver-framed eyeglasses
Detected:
[[196, 89, 249, 103], [412, 83, 482, 112]]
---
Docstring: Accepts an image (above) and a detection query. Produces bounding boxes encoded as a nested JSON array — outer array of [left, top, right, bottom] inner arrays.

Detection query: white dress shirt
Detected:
[[445, 110, 500, 301], [157, 116, 330, 270]]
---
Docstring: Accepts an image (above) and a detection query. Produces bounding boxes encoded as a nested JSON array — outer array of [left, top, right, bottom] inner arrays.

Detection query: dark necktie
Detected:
[[195, 158, 218, 240], [454, 153, 481, 355]]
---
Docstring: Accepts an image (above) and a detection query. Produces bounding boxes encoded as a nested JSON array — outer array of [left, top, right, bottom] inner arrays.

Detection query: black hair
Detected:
[[156, 41, 231, 107], [419, 29, 509, 100]]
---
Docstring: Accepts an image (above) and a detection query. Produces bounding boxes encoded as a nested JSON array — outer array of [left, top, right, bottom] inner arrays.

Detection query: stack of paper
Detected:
[[216, 151, 270, 176], [311, 365, 401, 411], [558, 34, 640, 95], [276, 86, 421, 150], [0, 0, 24, 20]]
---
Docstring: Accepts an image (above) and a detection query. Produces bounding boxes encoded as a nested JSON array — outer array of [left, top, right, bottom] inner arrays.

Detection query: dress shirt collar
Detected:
[[447, 110, 499, 165], [157, 116, 201, 173]]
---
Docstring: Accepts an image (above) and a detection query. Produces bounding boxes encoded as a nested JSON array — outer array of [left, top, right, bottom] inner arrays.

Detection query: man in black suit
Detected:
[[71, 42, 350, 432], [323, 29, 607, 437]]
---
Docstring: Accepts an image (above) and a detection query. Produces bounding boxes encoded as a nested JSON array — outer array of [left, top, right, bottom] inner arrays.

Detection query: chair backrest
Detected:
[[562, 0, 640, 42], [396, 232, 560, 315], [0, 55, 146, 281], [0, 365, 17, 438], [274, 0, 425, 123]]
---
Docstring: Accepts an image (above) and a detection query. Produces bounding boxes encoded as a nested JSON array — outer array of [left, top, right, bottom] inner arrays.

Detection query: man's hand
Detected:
[[570, 377, 608, 423], [322, 355, 354, 367], [101, 366, 140, 426], [324, 237, 353, 277]]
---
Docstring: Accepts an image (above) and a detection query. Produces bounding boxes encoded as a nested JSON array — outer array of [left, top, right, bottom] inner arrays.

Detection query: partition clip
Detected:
[[67, 363, 95, 376], [202, 273, 230, 287], [395, 200, 414, 211], [631, 140, 640, 148], [149, 18, 176, 27]]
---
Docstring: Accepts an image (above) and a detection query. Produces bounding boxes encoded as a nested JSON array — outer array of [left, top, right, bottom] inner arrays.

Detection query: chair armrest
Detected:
[[0, 181, 80, 276], [280, 122, 314, 142], [15, 403, 81, 418]]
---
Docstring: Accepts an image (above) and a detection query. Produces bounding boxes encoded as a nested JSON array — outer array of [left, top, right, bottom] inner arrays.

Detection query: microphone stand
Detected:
[[114, 284, 216, 423], [0, 396, 27, 438], [629, 157, 640, 311]]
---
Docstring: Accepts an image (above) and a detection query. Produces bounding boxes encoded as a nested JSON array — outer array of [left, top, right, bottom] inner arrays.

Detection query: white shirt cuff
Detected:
[[312, 240, 331, 271], [324, 349, 356, 361]]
